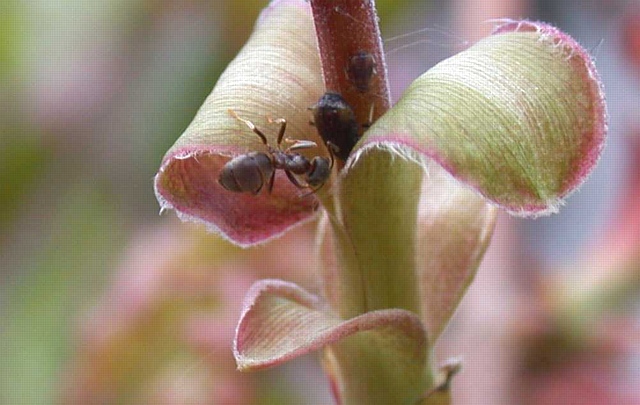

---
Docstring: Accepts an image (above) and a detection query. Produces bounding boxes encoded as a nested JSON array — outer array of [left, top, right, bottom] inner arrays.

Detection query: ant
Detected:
[[218, 110, 334, 195], [310, 92, 375, 162], [346, 50, 377, 93], [309, 92, 359, 162]]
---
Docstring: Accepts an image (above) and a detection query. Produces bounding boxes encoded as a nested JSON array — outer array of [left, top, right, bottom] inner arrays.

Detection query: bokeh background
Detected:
[[1, 0, 639, 404]]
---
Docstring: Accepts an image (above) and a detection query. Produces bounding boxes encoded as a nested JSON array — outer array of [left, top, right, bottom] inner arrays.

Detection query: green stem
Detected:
[[310, 2, 434, 403], [336, 154, 423, 318]]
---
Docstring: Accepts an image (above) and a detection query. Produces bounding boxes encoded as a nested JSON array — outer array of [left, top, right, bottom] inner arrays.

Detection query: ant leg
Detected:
[[368, 103, 375, 125], [362, 103, 375, 130], [267, 116, 288, 147], [253, 172, 265, 195], [267, 169, 276, 194], [300, 185, 323, 199], [253, 158, 273, 195], [326, 141, 338, 169], [274, 118, 287, 147], [307, 103, 319, 126], [228, 109, 268, 145], [299, 177, 326, 198], [285, 170, 307, 189]]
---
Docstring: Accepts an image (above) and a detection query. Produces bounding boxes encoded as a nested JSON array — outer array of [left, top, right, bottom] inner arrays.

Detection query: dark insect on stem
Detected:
[[346, 50, 377, 93], [218, 110, 333, 194], [309, 92, 361, 162]]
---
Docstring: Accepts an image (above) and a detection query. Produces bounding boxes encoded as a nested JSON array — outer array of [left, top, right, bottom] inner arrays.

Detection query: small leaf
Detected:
[[416, 164, 497, 340], [154, 0, 324, 247], [234, 279, 429, 369], [419, 359, 462, 405], [234, 279, 432, 403], [234, 279, 328, 371]]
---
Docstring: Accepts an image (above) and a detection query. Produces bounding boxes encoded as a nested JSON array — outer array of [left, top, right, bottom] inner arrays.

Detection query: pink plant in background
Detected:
[[510, 128, 640, 405], [154, 0, 607, 403], [622, 4, 640, 73], [61, 226, 256, 404], [61, 222, 327, 404]]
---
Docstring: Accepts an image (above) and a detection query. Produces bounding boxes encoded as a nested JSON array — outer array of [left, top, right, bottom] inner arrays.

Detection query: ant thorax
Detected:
[[275, 152, 311, 175]]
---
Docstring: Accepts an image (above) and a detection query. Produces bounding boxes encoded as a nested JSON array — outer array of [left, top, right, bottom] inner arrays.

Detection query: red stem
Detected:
[[309, 0, 391, 146]]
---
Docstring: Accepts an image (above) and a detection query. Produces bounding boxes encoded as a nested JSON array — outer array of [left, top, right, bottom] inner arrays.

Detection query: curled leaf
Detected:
[[234, 280, 430, 399], [352, 20, 607, 216], [417, 163, 497, 340], [154, 0, 324, 247], [234, 279, 432, 403]]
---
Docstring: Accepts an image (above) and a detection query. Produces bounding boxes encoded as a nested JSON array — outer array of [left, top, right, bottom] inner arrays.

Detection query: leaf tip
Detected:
[[492, 20, 608, 201]]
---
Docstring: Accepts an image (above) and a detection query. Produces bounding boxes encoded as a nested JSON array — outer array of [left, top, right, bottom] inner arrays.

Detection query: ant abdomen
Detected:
[[218, 152, 274, 194]]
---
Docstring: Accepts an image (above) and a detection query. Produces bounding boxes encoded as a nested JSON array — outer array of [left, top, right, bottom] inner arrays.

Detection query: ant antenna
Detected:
[[326, 141, 337, 170]]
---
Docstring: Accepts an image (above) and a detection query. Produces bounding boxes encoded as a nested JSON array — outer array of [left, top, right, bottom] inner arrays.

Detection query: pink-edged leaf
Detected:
[[417, 164, 498, 340], [234, 278, 328, 371], [234, 279, 429, 368], [349, 20, 607, 216], [154, 0, 325, 247], [234, 279, 432, 404], [317, 19, 606, 335]]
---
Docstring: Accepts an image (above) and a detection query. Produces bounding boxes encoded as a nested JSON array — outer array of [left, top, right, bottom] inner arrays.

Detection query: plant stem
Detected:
[[309, 4, 433, 403], [310, 1, 422, 319], [309, 0, 391, 149]]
